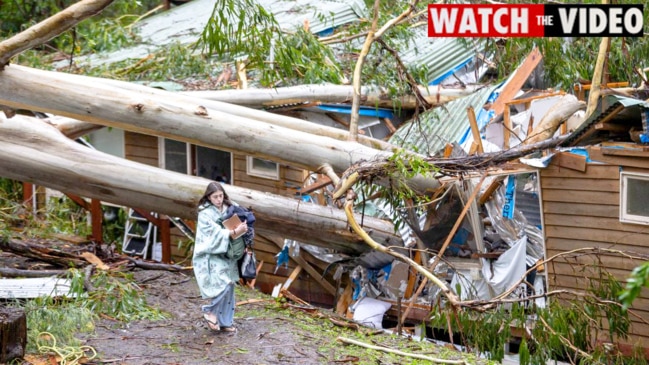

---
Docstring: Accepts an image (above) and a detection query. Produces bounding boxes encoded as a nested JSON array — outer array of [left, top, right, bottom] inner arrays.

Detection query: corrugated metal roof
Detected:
[[564, 94, 649, 146], [268, 0, 366, 34], [400, 32, 485, 85], [389, 85, 497, 155], [72, 0, 366, 67]]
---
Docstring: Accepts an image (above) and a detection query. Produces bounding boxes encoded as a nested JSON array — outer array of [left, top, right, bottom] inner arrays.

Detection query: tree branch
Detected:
[[349, 0, 380, 142], [0, 0, 115, 68], [343, 200, 461, 308]]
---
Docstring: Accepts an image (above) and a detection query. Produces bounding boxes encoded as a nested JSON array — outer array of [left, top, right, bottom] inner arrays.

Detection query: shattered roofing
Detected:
[[564, 94, 649, 146], [73, 0, 367, 67], [400, 34, 484, 86], [389, 85, 497, 155]]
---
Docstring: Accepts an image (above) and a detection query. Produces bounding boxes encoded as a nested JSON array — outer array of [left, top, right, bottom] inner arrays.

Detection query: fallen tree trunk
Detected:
[[524, 95, 585, 145], [47, 115, 105, 139], [0, 267, 67, 278], [0, 114, 402, 255], [184, 84, 485, 110], [0, 64, 438, 194], [0, 237, 87, 268]]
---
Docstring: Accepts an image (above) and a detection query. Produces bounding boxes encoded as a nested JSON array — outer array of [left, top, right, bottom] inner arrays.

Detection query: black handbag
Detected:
[[240, 249, 257, 279]]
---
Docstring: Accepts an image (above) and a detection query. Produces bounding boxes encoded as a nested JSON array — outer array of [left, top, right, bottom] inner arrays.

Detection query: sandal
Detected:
[[220, 326, 237, 333], [202, 314, 220, 332]]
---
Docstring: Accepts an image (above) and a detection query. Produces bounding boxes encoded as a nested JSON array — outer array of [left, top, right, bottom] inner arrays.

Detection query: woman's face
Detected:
[[209, 190, 225, 209]]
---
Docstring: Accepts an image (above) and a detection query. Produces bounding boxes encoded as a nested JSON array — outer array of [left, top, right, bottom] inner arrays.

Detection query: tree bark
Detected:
[[0, 114, 402, 255], [0, 237, 87, 268], [0, 64, 440, 194], [524, 95, 585, 145], [0, 0, 115, 67], [0, 307, 26, 364], [47, 115, 105, 139], [0, 267, 67, 278], [102, 75, 395, 151], [184, 84, 483, 110]]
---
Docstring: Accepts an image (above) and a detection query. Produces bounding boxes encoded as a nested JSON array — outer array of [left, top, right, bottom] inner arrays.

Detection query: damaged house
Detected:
[[1, 0, 649, 362]]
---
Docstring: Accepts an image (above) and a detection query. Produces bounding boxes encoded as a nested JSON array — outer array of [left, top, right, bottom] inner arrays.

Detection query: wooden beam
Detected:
[[160, 215, 171, 263], [300, 176, 332, 195], [588, 146, 649, 169], [573, 81, 629, 92], [90, 198, 103, 244], [131, 207, 161, 226], [570, 104, 625, 146], [549, 151, 587, 172], [404, 250, 421, 299], [594, 123, 630, 132], [381, 117, 397, 134], [601, 148, 649, 158], [443, 143, 454, 158], [22, 182, 33, 207], [467, 107, 483, 154], [261, 233, 337, 296], [490, 47, 543, 117], [478, 177, 504, 205], [503, 105, 512, 149], [65, 193, 90, 210], [282, 266, 303, 291]]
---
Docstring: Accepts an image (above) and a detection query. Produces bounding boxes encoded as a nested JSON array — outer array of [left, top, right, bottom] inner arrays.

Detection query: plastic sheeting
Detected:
[[481, 235, 527, 294], [450, 269, 492, 301]]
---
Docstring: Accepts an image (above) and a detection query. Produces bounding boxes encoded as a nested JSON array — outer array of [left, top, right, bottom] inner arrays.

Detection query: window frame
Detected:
[[158, 138, 192, 174], [246, 156, 280, 180], [620, 171, 649, 225]]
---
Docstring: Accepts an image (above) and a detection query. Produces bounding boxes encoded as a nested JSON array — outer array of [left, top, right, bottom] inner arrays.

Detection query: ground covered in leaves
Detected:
[[7, 256, 496, 365], [76, 269, 490, 365]]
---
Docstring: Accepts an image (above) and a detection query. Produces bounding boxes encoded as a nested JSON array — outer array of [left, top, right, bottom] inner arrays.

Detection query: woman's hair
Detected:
[[198, 181, 233, 207]]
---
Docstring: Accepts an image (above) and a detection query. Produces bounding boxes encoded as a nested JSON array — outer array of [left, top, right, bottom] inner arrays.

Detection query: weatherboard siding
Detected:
[[540, 163, 649, 350], [124, 131, 158, 167]]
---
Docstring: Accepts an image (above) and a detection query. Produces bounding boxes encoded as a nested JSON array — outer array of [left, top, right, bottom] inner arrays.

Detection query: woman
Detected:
[[193, 182, 248, 332]]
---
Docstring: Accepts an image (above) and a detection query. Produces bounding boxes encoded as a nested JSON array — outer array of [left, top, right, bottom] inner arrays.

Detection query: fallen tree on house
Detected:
[[0, 113, 401, 255], [0, 64, 438, 195]]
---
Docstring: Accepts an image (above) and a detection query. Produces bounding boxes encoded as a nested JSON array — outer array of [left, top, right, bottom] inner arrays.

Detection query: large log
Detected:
[[0, 65, 391, 171], [0, 237, 87, 268], [184, 84, 485, 110], [524, 95, 585, 145], [0, 65, 439, 194], [0, 114, 402, 255]]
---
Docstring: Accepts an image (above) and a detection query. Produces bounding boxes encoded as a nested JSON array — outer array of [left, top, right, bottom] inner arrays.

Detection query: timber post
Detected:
[[0, 307, 26, 363]]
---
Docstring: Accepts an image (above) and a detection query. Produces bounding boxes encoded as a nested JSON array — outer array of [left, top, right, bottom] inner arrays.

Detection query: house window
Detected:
[[196, 146, 232, 184], [620, 172, 649, 225], [246, 156, 279, 180], [159, 138, 190, 174]]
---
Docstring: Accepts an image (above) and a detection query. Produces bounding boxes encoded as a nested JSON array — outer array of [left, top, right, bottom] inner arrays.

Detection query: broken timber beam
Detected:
[[261, 234, 337, 296]]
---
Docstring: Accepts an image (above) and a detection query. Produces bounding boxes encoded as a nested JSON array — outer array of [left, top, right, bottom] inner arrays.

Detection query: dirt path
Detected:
[[79, 270, 326, 365], [71, 269, 490, 365]]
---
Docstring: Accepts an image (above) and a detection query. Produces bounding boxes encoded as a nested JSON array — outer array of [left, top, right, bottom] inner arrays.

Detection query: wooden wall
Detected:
[[540, 163, 649, 353], [123, 134, 337, 305], [124, 132, 157, 167]]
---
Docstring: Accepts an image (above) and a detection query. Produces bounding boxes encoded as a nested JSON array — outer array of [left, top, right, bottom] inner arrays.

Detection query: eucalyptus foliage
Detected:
[[12, 268, 168, 352], [197, 0, 342, 86], [2, 0, 159, 67], [429, 272, 645, 365], [619, 262, 649, 309], [489, 0, 649, 89]]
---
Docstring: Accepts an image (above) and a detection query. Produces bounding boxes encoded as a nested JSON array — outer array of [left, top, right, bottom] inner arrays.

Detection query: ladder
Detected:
[[122, 209, 157, 258]]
